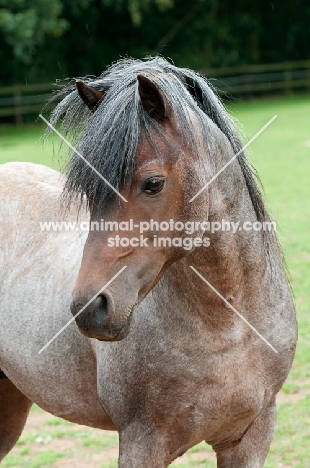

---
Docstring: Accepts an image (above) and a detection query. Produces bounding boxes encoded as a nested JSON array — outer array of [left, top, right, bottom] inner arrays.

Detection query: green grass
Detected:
[[0, 124, 60, 169], [0, 95, 309, 466]]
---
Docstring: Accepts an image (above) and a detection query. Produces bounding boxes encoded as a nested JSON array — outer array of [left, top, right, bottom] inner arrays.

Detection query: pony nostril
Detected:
[[96, 294, 108, 313], [71, 294, 108, 315], [94, 294, 110, 326], [71, 293, 113, 330]]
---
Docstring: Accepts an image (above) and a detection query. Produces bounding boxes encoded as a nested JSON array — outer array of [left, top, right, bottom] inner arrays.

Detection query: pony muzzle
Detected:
[[70, 291, 131, 341]]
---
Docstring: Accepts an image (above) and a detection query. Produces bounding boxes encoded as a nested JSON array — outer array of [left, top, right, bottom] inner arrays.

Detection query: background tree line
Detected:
[[0, 0, 309, 85]]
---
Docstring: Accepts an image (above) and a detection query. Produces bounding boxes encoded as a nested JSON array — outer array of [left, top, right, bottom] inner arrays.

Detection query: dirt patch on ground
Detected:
[[276, 379, 310, 405], [53, 448, 119, 467]]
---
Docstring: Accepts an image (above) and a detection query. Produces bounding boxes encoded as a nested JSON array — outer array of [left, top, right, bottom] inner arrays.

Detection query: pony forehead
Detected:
[[51, 59, 208, 197]]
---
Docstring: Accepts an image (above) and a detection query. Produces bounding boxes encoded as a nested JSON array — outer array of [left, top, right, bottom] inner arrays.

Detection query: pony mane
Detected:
[[50, 56, 271, 228]]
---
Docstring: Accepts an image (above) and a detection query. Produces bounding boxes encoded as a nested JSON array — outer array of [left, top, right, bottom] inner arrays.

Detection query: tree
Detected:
[[0, 0, 309, 86], [0, 0, 174, 63], [0, 0, 70, 63]]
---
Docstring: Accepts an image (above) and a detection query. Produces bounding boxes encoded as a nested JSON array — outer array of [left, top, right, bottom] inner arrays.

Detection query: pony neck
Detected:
[[160, 186, 273, 328]]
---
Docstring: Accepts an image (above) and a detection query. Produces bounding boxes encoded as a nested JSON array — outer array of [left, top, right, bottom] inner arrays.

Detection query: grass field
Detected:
[[0, 95, 309, 467]]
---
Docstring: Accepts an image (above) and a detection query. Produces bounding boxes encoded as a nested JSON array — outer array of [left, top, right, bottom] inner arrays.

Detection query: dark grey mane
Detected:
[[50, 57, 271, 230]]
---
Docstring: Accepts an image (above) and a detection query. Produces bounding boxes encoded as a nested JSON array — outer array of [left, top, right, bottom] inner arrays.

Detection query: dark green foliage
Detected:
[[0, 0, 309, 85]]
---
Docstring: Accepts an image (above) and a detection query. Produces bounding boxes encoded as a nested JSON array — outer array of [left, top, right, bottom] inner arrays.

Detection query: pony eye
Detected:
[[142, 177, 165, 195]]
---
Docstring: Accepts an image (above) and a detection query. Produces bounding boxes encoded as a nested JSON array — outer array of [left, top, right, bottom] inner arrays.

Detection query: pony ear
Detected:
[[75, 79, 105, 112], [137, 74, 167, 121]]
